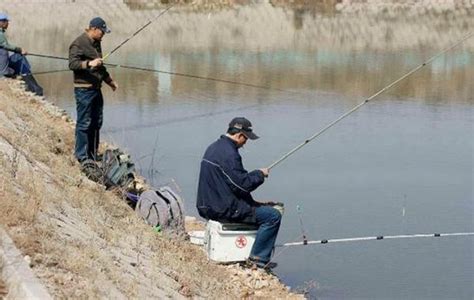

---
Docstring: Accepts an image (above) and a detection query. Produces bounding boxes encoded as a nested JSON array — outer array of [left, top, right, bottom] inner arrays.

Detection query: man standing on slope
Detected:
[[69, 17, 118, 163]]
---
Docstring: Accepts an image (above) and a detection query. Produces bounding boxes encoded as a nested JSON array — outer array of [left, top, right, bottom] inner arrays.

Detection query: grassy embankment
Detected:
[[0, 79, 299, 298]]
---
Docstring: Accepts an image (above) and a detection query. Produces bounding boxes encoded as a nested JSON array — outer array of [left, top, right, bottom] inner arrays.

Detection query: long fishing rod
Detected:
[[20, 3, 285, 93], [27, 53, 286, 92], [102, 4, 175, 60], [267, 32, 474, 170], [277, 232, 474, 248]]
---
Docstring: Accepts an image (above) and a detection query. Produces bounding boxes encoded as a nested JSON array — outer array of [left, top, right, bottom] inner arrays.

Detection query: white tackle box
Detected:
[[204, 220, 259, 262]]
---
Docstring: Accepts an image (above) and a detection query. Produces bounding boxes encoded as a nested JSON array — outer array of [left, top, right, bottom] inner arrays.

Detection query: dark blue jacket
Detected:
[[197, 135, 265, 223]]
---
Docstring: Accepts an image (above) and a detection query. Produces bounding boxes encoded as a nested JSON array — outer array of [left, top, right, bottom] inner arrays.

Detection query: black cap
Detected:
[[228, 117, 259, 140], [89, 17, 111, 33]]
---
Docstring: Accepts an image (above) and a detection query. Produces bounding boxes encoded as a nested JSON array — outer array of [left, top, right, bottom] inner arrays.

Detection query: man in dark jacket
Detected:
[[69, 17, 118, 162], [197, 117, 282, 269]]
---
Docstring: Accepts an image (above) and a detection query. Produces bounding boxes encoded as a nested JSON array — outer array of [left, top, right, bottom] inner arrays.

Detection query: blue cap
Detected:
[[89, 17, 110, 33], [0, 13, 9, 21]]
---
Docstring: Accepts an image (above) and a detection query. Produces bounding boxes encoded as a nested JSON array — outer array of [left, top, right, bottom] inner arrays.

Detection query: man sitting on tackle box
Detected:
[[196, 117, 283, 270]]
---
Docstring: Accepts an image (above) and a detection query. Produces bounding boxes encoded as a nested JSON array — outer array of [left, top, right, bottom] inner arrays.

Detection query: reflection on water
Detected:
[[2, 1, 473, 299], [3, 0, 472, 104], [33, 49, 473, 106]]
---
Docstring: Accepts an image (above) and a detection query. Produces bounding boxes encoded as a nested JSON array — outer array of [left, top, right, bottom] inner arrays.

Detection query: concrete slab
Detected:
[[0, 228, 52, 300]]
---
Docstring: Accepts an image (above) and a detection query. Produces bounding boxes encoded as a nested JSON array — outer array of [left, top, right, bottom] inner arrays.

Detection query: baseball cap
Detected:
[[228, 117, 259, 140], [89, 17, 111, 33], [0, 13, 9, 21]]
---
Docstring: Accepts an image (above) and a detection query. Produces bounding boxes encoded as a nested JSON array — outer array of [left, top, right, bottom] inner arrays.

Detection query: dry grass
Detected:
[[0, 282, 6, 299], [0, 259, 7, 299], [0, 79, 300, 299]]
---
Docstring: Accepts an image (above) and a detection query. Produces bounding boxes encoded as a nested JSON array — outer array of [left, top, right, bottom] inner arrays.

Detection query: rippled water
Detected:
[[4, 1, 473, 298]]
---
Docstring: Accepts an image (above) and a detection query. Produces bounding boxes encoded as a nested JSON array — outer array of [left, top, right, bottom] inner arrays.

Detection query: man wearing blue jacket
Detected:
[[197, 117, 282, 269]]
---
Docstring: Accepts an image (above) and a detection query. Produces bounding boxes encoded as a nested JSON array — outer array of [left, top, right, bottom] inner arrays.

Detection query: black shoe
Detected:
[[93, 153, 103, 162], [244, 258, 278, 271]]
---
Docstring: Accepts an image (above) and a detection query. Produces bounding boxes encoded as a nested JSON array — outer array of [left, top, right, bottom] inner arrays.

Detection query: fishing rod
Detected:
[[18, 6, 173, 64], [20, 3, 286, 93], [102, 4, 175, 60], [27, 53, 287, 92], [266, 230, 474, 269], [267, 32, 474, 170], [277, 232, 474, 248]]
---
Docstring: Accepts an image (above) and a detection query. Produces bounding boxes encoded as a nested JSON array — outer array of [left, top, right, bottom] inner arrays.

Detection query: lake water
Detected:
[[4, 1, 473, 298]]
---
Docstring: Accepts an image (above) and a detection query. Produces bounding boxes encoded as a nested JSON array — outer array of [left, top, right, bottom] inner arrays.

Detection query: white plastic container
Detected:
[[188, 230, 205, 245], [204, 220, 258, 263]]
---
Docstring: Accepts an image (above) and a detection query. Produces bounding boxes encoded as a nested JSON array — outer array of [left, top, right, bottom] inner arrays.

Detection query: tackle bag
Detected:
[[101, 148, 135, 189], [135, 187, 185, 232]]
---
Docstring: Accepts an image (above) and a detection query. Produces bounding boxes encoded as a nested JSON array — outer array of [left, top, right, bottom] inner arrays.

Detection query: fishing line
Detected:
[[267, 32, 474, 170], [19, 4, 287, 93], [276, 232, 474, 248], [104, 103, 261, 133], [261, 206, 308, 270], [262, 233, 305, 270], [296, 205, 308, 245], [33, 68, 96, 75], [28, 53, 287, 92], [27, 54, 290, 133], [102, 4, 175, 61]]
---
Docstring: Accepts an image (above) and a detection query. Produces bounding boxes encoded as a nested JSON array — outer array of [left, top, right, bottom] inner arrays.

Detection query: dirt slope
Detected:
[[0, 79, 302, 299], [0, 268, 6, 299]]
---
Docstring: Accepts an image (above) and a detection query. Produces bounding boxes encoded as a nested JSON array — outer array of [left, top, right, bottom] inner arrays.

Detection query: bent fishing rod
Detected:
[[24, 5, 174, 66], [21, 3, 286, 93], [102, 4, 175, 60], [28, 53, 287, 92], [267, 32, 474, 170]]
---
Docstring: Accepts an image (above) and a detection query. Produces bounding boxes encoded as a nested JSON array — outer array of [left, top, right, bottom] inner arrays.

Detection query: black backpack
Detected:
[[101, 149, 135, 189]]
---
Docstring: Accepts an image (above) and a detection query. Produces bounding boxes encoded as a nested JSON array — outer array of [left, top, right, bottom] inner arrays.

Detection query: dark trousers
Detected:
[[0, 52, 30, 77], [9, 53, 31, 75], [249, 206, 282, 264], [74, 88, 104, 162]]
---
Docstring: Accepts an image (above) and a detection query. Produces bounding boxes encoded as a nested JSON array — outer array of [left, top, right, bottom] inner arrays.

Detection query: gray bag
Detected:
[[135, 187, 184, 232]]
